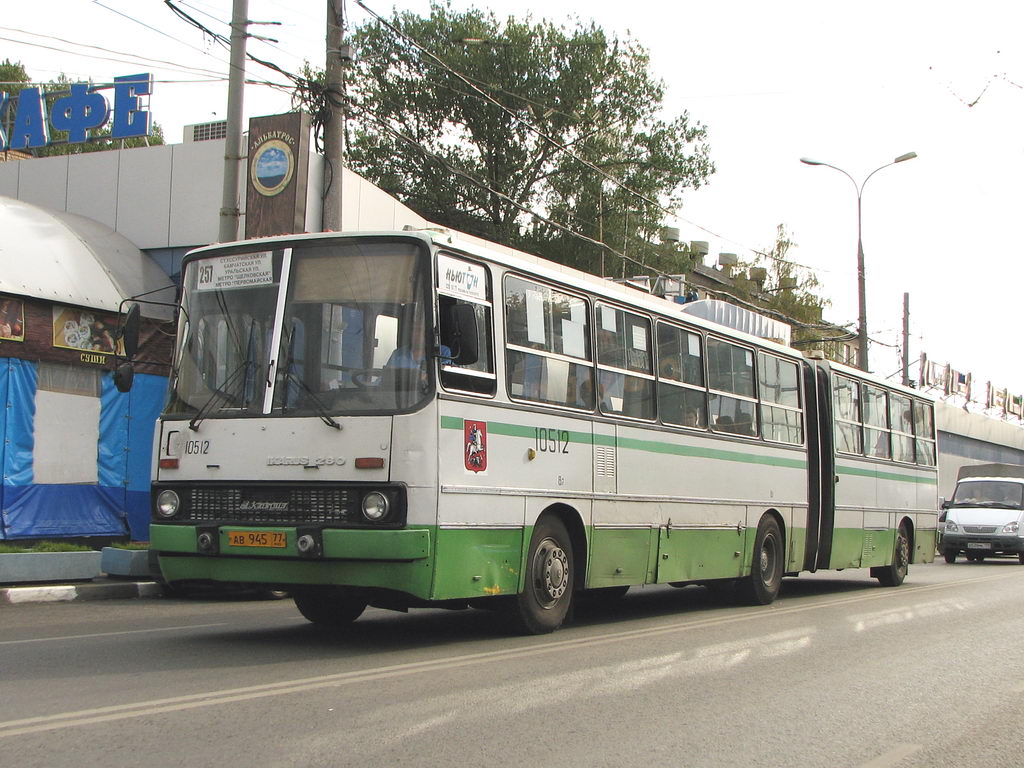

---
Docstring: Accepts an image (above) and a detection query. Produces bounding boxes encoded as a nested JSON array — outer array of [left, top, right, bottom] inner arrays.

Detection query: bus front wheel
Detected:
[[507, 516, 575, 635], [737, 516, 784, 605], [293, 587, 367, 628]]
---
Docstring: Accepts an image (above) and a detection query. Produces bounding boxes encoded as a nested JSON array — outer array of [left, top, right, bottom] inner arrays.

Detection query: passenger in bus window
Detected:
[[685, 405, 703, 428], [385, 334, 451, 369]]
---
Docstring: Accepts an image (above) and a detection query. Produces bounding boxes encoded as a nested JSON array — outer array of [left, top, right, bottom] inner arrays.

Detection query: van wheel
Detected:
[[943, 549, 958, 564], [506, 516, 574, 634], [736, 516, 783, 605], [293, 587, 366, 627], [875, 524, 910, 586]]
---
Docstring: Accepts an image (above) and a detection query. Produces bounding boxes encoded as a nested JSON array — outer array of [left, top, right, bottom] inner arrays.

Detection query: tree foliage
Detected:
[[1, 61, 164, 156], [732, 224, 844, 348], [298, 3, 713, 276]]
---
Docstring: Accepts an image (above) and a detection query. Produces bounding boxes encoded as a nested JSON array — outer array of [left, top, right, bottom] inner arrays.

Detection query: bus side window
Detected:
[[656, 322, 707, 429], [504, 276, 593, 409], [862, 384, 890, 459], [437, 255, 495, 396], [596, 305, 654, 420]]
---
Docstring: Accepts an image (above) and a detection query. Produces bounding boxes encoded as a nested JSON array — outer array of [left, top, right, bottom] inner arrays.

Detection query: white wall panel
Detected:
[[116, 145, 173, 248], [18, 155, 68, 210], [0, 162, 19, 197], [33, 391, 99, 484], [169, 140, 221, 247], [67, 151, 119, 230]]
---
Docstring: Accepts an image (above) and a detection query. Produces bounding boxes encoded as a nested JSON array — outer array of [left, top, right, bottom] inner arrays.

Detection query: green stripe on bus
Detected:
[[441, 416, 805, 469], [836, 463, 938, 485]]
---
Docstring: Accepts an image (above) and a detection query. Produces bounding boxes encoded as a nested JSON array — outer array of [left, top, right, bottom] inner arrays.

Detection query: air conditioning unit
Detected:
[[183, 121, 228, 143]]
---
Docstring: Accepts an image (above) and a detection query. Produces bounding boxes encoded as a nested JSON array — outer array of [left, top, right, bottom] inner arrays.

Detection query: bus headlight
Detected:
[[156, 489, 180, 518], [361, 492, 389, 522]]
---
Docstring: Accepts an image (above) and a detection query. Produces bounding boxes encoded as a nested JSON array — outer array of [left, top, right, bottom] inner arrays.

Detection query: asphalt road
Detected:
[[3, 560, 1024, 768]]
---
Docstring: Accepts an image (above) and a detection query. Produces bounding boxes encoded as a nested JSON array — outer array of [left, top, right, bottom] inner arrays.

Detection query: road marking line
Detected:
[[0, 623, 229, 646], [0, 570, 1016, 739], [859, 743, 922, 767]]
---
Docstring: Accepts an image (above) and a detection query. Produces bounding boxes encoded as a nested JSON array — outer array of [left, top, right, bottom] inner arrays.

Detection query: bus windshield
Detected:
[[166, 239, 431, 418]]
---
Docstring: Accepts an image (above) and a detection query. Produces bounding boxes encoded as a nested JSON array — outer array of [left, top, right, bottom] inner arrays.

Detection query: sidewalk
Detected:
[[1, 577, 164, 605]]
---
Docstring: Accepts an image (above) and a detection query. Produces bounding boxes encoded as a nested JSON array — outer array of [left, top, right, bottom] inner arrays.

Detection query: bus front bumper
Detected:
[[150, 524, 433, 599], [942, 533, 1024, 556]]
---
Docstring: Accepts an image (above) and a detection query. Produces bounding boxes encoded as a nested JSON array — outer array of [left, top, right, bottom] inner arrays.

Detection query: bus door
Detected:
[[814, 361, 837, 570], [801, 359, 836, 572]]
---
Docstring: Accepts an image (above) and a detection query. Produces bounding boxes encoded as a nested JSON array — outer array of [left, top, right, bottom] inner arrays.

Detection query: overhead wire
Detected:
[[353, 0, 822, 275], [343, 95, 848, 332]]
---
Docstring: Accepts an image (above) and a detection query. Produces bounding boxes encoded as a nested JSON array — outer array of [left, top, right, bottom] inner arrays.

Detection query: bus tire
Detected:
[[737, 516, 784, 605], [875, 524, 910, 587], [508, 516, 574, 635], [293, 587, 366, 627], [943, 549, 958, 564]]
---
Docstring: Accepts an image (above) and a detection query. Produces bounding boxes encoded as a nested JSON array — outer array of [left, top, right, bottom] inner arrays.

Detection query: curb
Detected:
[[1, 580, 162, 605]]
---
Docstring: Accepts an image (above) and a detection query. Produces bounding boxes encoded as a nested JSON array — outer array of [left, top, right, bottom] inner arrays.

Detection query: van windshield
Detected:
[[950, 480, 1024, 509]]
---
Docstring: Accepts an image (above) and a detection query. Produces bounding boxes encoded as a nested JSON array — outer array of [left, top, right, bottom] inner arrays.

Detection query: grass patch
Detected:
[[108, 542, 150, 550], [0, 541, 96, 554]]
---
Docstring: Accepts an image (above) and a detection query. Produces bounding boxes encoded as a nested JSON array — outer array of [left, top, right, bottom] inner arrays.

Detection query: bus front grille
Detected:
[[186, 487, 356, 525]]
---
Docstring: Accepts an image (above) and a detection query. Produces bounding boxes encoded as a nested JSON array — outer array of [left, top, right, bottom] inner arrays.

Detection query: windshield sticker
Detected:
[[438, 255, 487, 301], [195, 252, 274, 291]]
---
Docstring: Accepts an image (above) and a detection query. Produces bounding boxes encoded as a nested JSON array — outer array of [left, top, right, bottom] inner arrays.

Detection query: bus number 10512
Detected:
[[534, 427, 570, 454]]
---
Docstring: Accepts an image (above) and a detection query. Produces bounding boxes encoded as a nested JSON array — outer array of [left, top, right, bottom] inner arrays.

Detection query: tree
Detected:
[[731, 225, 852, 355], [297, 3, 713, 276], [2, 62, 164, 156]]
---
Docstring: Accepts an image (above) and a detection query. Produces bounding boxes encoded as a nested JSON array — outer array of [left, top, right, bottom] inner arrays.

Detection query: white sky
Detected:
[[4, 0, 1022, 389]]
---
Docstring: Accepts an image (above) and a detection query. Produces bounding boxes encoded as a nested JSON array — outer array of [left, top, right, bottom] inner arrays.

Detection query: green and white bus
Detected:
[[132, 228, 938, 634]]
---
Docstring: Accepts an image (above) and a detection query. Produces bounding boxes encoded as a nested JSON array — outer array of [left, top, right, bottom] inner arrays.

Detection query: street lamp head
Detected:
[[799, 157, 824, 166], [894, 152, 917, 163]]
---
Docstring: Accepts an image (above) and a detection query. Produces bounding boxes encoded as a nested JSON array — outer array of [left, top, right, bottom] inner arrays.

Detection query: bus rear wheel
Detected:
[[293, 587, 366, 628], [507, 516, 574, 635], [874, 524, 910, 586], [737, 516, 783, 605]]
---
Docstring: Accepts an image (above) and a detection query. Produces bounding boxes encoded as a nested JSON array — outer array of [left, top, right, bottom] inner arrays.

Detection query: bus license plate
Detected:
[[967, 542, 990, 549], [227, 531, 287, 548]]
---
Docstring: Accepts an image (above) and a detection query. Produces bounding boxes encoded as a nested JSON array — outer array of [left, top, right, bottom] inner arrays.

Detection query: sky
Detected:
[[3, 0, 1023, 392]]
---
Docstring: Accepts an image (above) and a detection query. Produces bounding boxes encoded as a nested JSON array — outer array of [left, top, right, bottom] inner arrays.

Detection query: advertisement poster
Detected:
[[0, 297, 25, 341], [51, 306, 123, 355]]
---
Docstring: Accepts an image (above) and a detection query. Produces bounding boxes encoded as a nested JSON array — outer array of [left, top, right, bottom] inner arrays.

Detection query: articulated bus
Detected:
[[129, 229, 938, 634]]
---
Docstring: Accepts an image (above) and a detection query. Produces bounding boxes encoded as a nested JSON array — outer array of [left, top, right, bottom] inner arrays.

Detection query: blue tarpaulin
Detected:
[[0, 357, 166, 541]]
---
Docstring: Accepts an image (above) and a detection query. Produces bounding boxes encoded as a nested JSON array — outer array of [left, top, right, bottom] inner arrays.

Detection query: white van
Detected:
[[941, 464, 1024, 563]]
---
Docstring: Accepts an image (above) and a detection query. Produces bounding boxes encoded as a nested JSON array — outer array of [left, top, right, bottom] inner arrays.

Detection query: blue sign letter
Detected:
[[50, 84, 110, 144], [10, 88, 49, 150], [112, 73, 152, 139]]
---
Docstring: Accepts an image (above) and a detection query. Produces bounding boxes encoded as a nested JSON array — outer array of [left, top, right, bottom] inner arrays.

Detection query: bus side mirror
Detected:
[[113, 362, 135, 393], [120, 303, 141, 360], [444, 304, 479, 366]]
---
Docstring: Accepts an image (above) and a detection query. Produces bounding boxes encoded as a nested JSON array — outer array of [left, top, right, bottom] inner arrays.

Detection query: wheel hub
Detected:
[[535, 539, 569, 605]]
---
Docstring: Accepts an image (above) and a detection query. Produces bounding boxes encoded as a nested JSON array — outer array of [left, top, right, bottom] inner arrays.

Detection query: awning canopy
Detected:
[[0, 195, 174, 319]]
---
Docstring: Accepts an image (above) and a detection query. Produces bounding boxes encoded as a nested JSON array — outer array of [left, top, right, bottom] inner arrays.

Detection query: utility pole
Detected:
[[322, 0, 346, 231], [218, 0, 249, 243], [902, 292, 910, 387]]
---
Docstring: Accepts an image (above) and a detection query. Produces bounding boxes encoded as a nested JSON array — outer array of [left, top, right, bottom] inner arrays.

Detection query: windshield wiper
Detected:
[[189, 320, 260, 431], [278, 326, 341, 430], [188, 358, 254, 431]]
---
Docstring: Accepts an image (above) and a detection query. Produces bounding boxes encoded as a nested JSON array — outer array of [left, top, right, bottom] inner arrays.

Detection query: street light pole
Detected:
[[800, 151, 917, 372]]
